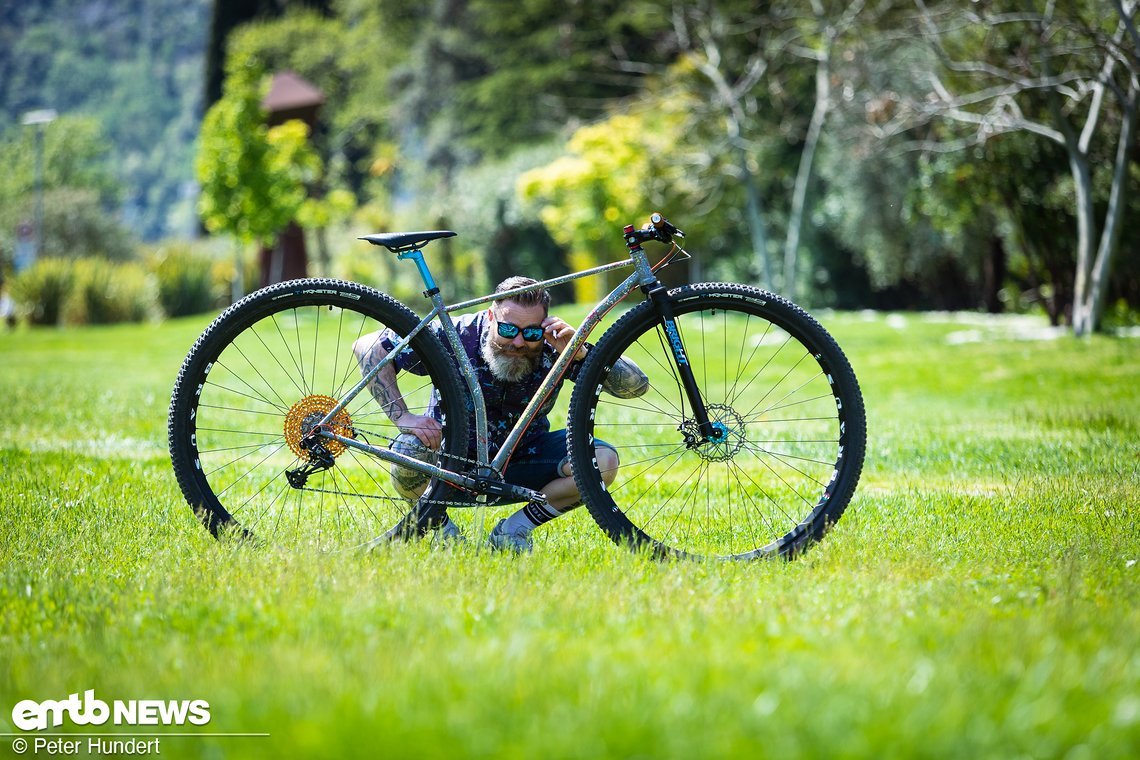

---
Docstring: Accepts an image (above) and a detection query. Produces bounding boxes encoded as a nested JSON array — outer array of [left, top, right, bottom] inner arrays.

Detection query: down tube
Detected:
[[489, 269, 644, 474]]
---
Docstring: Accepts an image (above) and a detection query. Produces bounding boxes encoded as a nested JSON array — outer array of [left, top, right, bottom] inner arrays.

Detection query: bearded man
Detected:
[[353, 276, 648, 553]]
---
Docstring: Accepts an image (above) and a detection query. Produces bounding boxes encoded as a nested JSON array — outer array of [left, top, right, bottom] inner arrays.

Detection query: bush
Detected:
[[10, 259, 76, 325], [206, 245, 261, 304], [62, 258, 158, 325], [149, 244, 218, 317], [333, 243, 425, 307], [12, 257, 183, 326]]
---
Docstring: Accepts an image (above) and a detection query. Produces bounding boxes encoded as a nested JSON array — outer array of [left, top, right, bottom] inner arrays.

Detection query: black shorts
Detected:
[[499, 429, 616, 493]]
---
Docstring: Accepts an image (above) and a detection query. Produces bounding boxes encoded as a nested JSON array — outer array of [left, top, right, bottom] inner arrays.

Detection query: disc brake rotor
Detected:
[[681, 403, 747, 462]]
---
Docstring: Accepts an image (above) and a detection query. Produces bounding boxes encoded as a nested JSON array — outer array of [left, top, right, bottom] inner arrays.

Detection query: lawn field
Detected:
[[1, 307, 1138, 758]]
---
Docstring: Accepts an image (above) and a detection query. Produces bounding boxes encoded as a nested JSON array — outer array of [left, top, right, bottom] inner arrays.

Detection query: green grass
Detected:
[[2, 309, 1138, 758]]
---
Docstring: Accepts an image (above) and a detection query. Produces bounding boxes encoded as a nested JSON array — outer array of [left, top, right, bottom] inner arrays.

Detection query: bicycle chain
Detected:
[[296, 439, 509, 510]]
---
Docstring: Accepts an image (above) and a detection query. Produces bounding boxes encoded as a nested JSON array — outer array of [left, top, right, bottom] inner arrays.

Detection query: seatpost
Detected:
[[397, 248, 439, 296]]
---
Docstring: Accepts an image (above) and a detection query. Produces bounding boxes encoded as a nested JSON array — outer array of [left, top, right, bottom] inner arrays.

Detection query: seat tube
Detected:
[[401, 248, 489, 467], [431, 293, 490, 466], [644, 282, 716, 439]]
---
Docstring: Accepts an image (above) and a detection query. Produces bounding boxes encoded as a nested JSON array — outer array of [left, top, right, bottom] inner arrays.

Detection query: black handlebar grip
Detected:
[[648, 212, 684, 240]]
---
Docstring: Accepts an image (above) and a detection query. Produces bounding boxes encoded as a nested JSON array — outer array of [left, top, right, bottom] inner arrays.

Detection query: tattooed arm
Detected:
[[545, 317, 648, 398], [352, 332, 442, 449], [602, 357, 649, 399]]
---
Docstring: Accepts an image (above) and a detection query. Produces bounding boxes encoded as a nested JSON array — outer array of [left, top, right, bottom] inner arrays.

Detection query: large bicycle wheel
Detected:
[[567, 283, 866, 560], [168, 279, 470, 551]]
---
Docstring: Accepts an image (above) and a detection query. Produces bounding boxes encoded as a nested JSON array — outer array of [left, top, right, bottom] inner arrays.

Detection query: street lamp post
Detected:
[[21, 109, 57, 264]]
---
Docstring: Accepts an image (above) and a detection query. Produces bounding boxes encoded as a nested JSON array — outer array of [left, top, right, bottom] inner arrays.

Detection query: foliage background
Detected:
[[0, 0, 209, 243], [2, 0, 1137, 329]]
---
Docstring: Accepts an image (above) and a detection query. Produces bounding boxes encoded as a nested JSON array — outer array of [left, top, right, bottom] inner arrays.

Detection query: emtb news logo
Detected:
[[11, 690, 210, 731]]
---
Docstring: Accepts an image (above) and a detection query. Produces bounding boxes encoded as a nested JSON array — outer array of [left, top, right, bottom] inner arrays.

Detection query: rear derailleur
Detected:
[[285, 435, 336, 488]]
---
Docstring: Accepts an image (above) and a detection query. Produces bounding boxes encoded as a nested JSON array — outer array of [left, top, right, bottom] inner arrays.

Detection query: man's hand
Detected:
[[541, 316, 587, 360], [396, 413, 443, 449]]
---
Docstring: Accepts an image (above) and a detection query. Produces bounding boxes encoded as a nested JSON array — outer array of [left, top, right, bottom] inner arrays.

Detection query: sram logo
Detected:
[[11, 690, 211, 732]]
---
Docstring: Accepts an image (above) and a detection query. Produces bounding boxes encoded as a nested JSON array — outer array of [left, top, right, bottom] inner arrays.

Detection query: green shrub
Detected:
[[61, 258, 158, 325], [149, 244, 218, 317], [334, 241, 425, 306], [208, 245, 261, 304], [1101, 297, 1140, 330], [10, 258, 76, 325]]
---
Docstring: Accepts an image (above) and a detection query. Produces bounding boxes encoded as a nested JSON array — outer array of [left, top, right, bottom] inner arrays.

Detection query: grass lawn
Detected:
[[1, 306, 1138, 758]]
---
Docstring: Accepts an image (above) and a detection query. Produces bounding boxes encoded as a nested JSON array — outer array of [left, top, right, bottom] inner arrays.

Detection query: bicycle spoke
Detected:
[[571, 286, 863, 560], [197, 402, 284, 418], [207, 368, 289, 413], [175, 285, 473, 550]]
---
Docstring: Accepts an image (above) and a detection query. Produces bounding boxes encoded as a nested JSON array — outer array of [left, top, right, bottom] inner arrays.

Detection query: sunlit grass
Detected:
[[1, 309, 1138, 758]]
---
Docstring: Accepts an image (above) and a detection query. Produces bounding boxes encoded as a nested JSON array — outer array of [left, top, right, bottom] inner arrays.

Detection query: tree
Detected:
[[890, 0, 1140, 334], [518, 103, 695, 302], [779, 1, 869, 301], [2, 0, 215, 241], [222, 12, 394, 198], [0, 115, 133, 263], [203, 0, 332, 112], [670, 1, 777, 289], [624, 0, 875, 298], [196, 54, 321, 247], [456, 0, 676, 156]]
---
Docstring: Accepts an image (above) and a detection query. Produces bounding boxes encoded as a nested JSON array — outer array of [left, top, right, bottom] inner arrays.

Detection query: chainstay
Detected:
[[296, 442, 499, 510], [295, 416, 526, 509]]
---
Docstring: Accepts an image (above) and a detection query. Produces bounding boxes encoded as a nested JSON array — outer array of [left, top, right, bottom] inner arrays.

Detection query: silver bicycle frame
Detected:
[[315, 245, 661, 497]]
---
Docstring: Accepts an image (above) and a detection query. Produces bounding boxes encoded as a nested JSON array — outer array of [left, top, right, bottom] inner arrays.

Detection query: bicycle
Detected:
[[168, 213, 866, 559]]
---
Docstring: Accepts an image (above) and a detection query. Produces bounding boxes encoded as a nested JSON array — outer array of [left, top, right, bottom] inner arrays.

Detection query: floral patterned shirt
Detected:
[[379, 312, 584, 456]]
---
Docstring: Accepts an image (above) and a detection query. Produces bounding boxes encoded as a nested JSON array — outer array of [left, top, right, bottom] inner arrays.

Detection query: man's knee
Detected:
[[389, 433, 436, 500], [596, 446, 619, 484]]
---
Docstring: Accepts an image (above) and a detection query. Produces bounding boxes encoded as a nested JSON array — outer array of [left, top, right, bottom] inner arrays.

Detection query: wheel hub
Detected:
[[284, 395, 354, 460], [682, 404, 746, 462]]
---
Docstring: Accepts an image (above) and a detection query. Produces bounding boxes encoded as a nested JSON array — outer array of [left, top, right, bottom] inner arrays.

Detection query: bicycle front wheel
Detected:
[[168, 279, 470, 551], [567, 283, 866, 560]]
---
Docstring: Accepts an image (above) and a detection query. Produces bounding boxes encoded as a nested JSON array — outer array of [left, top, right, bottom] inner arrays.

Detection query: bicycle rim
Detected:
[[571, 284, 865, 559], [169, 281, 466, 551]]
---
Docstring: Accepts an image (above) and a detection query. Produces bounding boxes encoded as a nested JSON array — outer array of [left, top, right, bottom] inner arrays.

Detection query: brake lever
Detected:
[[648, 212, 685, 241]]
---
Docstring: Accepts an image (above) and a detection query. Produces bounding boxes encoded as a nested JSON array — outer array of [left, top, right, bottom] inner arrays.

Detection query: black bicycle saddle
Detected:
[[360, 230, 457, 253]]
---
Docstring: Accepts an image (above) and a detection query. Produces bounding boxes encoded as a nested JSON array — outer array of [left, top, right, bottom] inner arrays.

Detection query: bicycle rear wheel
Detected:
[[168, 279, 469, 551], [567, 283, 866, 560]]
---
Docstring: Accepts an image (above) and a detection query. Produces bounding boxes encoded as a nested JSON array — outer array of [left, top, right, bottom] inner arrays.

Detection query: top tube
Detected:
[[445, 258, 636, 313]]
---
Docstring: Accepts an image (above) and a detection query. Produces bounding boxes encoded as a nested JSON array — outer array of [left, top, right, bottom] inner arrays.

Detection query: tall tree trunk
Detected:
[[783, 38, 831, 299], [315, 226, 331, 278], [740, 146, 773, 289], [983, 236, 1006, 313], [1046, 83, 1098, 336], [1081, 81, 1139, 334], [1066, 150, 1097, 336]]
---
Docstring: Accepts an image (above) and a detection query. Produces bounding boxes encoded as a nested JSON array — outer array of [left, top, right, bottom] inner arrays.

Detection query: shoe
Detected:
[[488, 518, 534, 554], [432, 517, 465, 546]]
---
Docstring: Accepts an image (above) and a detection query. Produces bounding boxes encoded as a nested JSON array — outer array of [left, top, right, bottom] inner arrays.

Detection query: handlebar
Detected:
[[623, 212, 685, 250]]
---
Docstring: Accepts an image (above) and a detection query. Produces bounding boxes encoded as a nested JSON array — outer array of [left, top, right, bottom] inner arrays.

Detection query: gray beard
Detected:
[[481, 336, 541, 382]]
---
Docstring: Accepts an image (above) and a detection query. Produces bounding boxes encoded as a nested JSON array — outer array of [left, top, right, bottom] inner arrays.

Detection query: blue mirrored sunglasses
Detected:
[[497, 321, 545, 342]]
